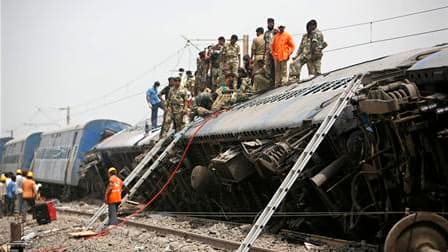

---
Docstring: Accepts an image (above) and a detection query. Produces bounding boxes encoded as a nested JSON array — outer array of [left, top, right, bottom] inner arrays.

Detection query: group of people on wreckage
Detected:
[[146, 17, 328, 138]]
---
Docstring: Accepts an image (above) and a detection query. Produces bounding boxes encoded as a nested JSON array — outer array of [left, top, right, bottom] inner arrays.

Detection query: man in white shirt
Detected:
[[15, 169, 25, 214]]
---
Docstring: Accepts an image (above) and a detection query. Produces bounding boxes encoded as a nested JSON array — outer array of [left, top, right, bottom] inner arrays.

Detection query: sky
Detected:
[[1, 0, 448, 139]]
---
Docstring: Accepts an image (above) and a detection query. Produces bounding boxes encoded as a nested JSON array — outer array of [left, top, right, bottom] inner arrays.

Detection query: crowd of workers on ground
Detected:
[[146, 18, 327, 136], [0, 169, 38, 220]]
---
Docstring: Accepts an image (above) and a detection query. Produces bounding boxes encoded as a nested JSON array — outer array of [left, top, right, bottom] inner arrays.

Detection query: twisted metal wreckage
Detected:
[[81, 44, 448, 250]]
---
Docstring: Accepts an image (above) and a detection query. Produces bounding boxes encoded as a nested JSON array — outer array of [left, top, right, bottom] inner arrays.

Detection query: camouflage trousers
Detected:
[[252, 55, 265, 74], [223, 61, 239, 77], [210, 67, 221, 90], [253, 73, 271, 93], [160, 110, 185, 138], [264, 52, 275, 82], [289, 56, 322, 81], [274, 60, 288, 87]]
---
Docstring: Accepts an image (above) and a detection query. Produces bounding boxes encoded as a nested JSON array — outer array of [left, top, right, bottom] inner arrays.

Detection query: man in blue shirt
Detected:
[[6, 175, 15, 215], [146, 81, 162, 129]]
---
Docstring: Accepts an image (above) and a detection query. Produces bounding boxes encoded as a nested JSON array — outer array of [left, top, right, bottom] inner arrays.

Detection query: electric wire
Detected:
[[326, 27, 448, 53], [16, 5, 448, 128]]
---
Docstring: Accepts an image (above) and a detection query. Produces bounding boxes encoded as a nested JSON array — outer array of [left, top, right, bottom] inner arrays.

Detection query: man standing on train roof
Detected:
[[290, 19, 328, 81], [159, 77, 175, 137], [210, 36, 225, 90], [251, 27, 265, 74], [271, 22, 295, 87], [22, 171, 36, 220], [105, 167, 123, 226], [264, 18, 275, 83], [160, 77, 188, 137], [14, 168, 25, 215], [221, 35, 240, 79], [146, 81, 162, 129]]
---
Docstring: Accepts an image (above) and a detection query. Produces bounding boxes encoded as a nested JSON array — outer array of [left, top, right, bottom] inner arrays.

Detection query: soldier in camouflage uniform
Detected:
[[212, 73, 236, 111], [232, 69, 251, 103], [264, 18, 275, 82], [160, 77, 188, 137], [251, 27, 265, 74], [221, 35, 240, 79], [184, 70, 195, 95], [253, 60, 272, 93], [159, 77, 174, 137], [191, 88, 217, 118], [289, 19, 327, 81], [195, 51, 209, 95], [210, 37, 225, 90]]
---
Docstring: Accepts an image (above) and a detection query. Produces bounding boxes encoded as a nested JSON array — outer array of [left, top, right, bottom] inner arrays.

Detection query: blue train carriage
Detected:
[[31, 119, 130, 197], [0, 133, 42, 174], [0, 137, 13, 164]]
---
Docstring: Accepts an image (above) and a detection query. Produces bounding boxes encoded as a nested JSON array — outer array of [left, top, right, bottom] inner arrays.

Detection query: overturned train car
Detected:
[[0, 133, 41, 174], [31, 119, 130, 198], [78, 121, 159, 197], [92, 44, 448, 249]]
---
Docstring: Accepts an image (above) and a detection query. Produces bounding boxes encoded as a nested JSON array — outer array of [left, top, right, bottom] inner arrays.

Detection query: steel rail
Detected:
[[58, 208, 277, 252]]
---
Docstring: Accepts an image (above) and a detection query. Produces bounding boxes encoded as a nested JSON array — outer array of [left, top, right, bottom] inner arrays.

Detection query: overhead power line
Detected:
[[24, 5, 447, 127], [70, 44, 190, 110], [326, 27, 448, 53], [70, 91, 145, 118], [320, 5, 448, 33], [184, 5, 448, 39], [68, 26, 448, 119]]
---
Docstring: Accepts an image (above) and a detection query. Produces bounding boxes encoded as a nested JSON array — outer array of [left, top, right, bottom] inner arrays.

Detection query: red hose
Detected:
[[90, 113, 216, 239]]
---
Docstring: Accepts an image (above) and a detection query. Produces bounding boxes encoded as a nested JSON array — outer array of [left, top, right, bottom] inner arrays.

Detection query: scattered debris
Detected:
[[68, 230, 97, 238]]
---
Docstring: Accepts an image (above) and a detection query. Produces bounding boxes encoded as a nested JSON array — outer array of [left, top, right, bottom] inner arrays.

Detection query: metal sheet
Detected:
[[95, 125, 160, 150], [408, 48, 448, 71]]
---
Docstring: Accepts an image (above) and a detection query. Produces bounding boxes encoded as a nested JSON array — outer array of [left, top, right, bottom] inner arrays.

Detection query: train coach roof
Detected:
[[95, 123, 160, 151], [183, 44, 448, 139], [5, 132, 42, 145], [39, 119, 131, 136]]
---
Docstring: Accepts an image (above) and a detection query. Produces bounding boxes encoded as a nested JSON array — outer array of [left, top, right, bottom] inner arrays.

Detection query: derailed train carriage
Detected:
[[0, 137, 14, 164], [0, 132, 42, 173], [30, 119, 130, 198], [88, 44, 448, 250], [79, 122, 160, 197]]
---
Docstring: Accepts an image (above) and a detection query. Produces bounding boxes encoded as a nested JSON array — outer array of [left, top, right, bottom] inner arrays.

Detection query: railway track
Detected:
[[58, 207, 380, 251], [57, 208, 278, 252]]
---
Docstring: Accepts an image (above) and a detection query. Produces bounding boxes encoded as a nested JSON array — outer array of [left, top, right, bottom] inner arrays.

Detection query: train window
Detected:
[[35, 146, 72, 160]]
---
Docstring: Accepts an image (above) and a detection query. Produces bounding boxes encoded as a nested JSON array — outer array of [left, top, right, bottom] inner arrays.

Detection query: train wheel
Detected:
[[384, 212, 448, 252]]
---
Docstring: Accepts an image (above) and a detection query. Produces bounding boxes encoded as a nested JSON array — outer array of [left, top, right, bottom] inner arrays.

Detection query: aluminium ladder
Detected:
[[98, 125, 192, 228], [85, 131, 173, 228], [237, 75, 363, 251]]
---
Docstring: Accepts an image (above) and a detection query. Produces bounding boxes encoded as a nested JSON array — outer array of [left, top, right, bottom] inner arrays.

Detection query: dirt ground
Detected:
[[0, 202, 306, 252], [0, 213, 227, 252]]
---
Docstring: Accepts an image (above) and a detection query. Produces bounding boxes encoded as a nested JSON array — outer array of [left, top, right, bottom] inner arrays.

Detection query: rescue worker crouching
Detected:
[[105, 167, 123, 226], [212, 73, 237, 111]]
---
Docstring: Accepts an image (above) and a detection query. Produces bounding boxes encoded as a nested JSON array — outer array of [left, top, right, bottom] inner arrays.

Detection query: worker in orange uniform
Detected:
[[22, 171, 37, 220], [105, 167, 123, 226], [271, 22, 295, 87]]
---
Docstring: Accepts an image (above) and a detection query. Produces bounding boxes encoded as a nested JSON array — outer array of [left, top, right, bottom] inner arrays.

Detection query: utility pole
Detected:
[[242, 34, 249, 56], [59, 106, 70, 126]]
